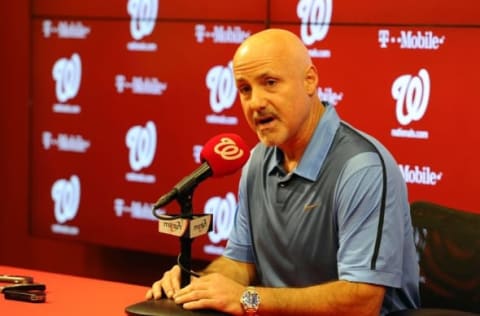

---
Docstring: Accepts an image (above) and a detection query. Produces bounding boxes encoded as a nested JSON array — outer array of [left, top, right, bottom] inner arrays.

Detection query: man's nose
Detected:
[[246, 89, 266, 111]]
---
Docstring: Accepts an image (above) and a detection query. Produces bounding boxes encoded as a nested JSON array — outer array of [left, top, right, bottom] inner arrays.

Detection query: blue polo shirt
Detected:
[[224, 104, 420, 314]]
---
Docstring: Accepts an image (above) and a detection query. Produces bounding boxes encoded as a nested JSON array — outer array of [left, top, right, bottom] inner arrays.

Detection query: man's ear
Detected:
[[304, 64, 319, 96]]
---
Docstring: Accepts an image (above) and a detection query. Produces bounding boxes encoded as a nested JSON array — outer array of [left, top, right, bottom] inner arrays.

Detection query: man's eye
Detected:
[[238, 85, 251, 94], [265, 79, 276, 86]]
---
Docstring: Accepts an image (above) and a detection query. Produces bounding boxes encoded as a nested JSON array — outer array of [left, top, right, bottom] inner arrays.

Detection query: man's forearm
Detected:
[[199, 257, 384, 315], [201, 256, 256, 286], [255, 280, 385, 316]]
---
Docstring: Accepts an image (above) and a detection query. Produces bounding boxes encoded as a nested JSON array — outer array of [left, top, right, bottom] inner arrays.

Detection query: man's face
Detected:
[[233, 52, 312, 148]]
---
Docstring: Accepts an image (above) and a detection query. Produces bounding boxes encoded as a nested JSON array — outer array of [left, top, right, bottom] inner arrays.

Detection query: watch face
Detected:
[[241, 288, 260, 309]]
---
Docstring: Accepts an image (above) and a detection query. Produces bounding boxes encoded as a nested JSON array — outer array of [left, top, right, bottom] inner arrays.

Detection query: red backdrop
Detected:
[[27, 0, 480, 262]]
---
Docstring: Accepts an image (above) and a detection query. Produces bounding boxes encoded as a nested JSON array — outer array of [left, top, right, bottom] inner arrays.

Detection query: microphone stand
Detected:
[[125, 184, 227, 316], [177, 188, 196, 288]]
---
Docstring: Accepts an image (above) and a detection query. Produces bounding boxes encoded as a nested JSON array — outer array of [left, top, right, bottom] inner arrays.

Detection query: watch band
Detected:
[[244, 309, 257, 316]]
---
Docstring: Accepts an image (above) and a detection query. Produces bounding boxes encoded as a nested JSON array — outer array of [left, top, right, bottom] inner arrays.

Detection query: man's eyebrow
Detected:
[[236, 71, 275, 82], [234, 77, 247, 86]]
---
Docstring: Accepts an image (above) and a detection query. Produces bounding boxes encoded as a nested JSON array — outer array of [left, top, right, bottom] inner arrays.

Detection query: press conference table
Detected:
[[0, 265, 149, 316], [2, 265, 478, 316]]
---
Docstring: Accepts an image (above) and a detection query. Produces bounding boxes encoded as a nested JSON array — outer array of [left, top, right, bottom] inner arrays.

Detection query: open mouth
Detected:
[[255, 115, 275, 126]]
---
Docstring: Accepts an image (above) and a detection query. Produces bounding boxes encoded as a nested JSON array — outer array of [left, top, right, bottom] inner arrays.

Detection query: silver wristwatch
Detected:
[[240, 286, 260, 315]]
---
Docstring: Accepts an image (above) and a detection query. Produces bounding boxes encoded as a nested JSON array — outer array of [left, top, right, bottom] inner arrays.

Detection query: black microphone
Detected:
[[152, 133, 250, 210]]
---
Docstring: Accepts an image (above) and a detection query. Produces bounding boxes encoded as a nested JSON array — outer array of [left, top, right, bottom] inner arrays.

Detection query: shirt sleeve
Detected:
[[222, 158, 256, 263], [335, 151, 407, 288]]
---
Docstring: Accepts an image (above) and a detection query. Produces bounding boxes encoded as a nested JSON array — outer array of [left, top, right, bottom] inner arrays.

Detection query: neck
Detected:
[[281, 100, 325, 173]]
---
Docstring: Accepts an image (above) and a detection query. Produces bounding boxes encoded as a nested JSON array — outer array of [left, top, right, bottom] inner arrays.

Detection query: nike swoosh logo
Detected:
[[304, 203, 321, 212]]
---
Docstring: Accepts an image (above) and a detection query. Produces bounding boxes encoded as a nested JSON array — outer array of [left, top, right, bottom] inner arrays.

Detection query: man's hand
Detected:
[[173, 272, 245, 316], [144, 256, 256, 314], [145, 265, 182, 300]]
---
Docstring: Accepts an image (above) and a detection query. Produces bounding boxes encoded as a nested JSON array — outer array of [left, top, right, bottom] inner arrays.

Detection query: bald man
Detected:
[[146, 28, 420, 316]]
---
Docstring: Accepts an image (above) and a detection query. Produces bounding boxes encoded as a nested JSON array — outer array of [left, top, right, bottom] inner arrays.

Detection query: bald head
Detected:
[[233, 28, 312, 76]]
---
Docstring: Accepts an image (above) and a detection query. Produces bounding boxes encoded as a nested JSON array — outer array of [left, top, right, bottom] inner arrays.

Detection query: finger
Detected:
[[151, 280, 164, 300], [174, 286, 204, 305], [145, 288, 153, 300], [161, 266, 181, 299], [162, 278, 175, 299], [169, 266, 181, 294], [173, 283, 191, 298]]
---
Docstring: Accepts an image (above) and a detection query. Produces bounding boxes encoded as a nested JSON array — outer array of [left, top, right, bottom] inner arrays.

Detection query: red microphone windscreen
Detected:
[[200, 133, 250, 177]]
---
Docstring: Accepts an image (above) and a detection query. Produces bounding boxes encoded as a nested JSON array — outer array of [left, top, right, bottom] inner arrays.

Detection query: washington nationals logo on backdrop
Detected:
[[297, 0, 332, 58], [391, 68, 430, 140], [125, 121, 157, 183], [50, 175, 81, 236], [52, 53, 82, 114], [205, 61, 238, 125], [203, 192, 238, 255], [127, 0, 158, 51]]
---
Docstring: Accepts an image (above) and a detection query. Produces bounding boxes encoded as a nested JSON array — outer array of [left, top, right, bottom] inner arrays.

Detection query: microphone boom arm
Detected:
[[152, 162, 212, 210]]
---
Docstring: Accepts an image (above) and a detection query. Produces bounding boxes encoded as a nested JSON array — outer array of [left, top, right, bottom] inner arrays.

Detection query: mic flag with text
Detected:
[[152, 133, 250, 210]]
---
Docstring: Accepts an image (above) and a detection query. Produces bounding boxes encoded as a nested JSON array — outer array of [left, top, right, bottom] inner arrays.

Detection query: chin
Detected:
[[257, 132, 282, 148]]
